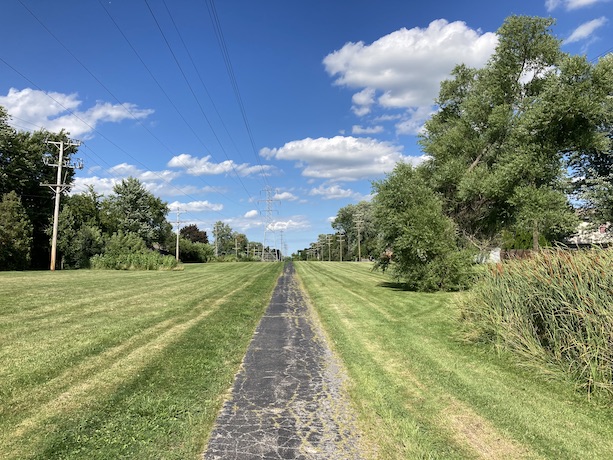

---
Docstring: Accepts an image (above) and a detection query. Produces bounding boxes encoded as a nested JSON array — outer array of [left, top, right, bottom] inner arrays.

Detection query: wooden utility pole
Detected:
[[337, 233, 345, 262], [326, 234, 332, 261], [42, 139, 82, 271], [355, 213, 364, 262]]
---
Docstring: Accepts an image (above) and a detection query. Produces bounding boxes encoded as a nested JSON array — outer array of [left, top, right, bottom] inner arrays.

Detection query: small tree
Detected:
[[0, 191, 33, 270], [372, 163, 473, 291], [180, 224, 208, 244]]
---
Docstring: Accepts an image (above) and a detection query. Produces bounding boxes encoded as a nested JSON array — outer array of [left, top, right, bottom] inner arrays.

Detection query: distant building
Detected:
[[567, 222, 612, 247]]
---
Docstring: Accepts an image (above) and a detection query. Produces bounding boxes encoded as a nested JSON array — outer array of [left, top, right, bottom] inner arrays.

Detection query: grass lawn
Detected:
[[295, 261, 613, 459], [0, 262, 282, 459]]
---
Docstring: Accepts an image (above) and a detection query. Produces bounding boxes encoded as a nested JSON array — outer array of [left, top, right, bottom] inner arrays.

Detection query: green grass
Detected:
[[295, 261, 613, 459], [0, 262, 282, 459]]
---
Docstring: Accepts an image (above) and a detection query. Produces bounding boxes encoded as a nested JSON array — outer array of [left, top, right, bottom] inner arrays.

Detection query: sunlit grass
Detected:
[[296, 261, 613, 459], [0, 262, 282, 459]]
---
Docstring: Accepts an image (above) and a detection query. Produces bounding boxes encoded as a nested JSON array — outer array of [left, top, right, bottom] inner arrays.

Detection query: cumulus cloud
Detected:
[[273, 191, 299, 201], [244, 209, 259, 218], [547, 0, 608, 10], [352, 125, 384, 134], [309, 184, 364, 200], [167, 200, 223, 212], [168, 153, 274, 177], [564, 17, 608, 43], [0, 88, 153, 137], [261, 136, 424, 181], [323, 19, 497, 127], [267, 217, 310, 232], [71, 162, 209, 198]]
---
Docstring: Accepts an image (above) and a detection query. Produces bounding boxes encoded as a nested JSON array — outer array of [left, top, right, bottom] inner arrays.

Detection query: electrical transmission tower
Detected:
[[259, 186, 279, 262], [41, 138, 83, 271]]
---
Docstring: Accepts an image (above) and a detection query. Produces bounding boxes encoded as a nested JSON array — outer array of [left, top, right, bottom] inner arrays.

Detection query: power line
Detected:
[[0, 56, 243, 218], [204, 0, 270, 185], [143, 0, 255, 201]]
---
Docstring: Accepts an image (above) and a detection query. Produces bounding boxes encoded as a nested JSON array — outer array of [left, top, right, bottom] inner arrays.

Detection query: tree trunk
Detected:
[[532, 219, 539, 251]]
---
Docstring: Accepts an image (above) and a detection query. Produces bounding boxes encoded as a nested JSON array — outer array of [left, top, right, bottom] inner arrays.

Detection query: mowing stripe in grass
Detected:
[[0, 262, 283, 460], [295, 262, 613, 459]]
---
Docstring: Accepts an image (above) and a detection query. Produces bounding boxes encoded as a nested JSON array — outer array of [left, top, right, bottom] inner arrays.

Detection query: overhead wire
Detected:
[[204, 0, 271, 186], [94, 0, 259, 212], [0, 55, 232, 224], [141, 0, 256, 202], [13, 0, 249, 215]]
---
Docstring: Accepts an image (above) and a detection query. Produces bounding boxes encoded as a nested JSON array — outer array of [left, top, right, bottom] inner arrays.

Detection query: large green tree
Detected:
[[102, 177, 172, 248], [0, 191, 33, 270], [0, 106, 80, 267], [420, 16, 611, 249], [332, 201, 377, 260]]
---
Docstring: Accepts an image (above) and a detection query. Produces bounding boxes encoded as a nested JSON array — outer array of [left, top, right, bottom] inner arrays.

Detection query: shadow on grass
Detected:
[[376, 281, 413, 291]]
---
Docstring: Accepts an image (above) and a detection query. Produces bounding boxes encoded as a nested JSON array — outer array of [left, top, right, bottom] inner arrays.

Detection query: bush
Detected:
[[91, 232, 179, 270], [90, 251, 179, 270], [372, 163, 475, 291], [176, 238, 214, 263], [459, 248, 613, 397]]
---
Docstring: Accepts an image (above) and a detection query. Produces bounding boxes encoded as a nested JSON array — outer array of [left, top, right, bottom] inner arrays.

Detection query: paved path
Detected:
[[204, 262, 364, 460]]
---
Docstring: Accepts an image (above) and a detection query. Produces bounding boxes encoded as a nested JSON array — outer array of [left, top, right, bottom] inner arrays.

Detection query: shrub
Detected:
[[459, 248, 613, 397], [372, 163, 475, 291], [90, 251, 179, 270], [177, 238, 214, 263]]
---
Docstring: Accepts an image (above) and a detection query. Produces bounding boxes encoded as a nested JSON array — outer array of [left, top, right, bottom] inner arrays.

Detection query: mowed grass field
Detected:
[[295, 261, 613, 459], [0, 262, 282, 460]]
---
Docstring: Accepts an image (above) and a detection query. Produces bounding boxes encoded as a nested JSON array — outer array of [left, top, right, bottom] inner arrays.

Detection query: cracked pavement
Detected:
[[203, 262, 364, 460]]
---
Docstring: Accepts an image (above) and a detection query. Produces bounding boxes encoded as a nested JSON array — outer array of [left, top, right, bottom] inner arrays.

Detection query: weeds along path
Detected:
[[204, 261, 367, 459], [0, 263, 282, 459], [294, 262, 613, 460]]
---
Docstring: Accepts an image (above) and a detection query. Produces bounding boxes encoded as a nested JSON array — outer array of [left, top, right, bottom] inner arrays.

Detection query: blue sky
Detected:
[[1, 0, 611, 255]]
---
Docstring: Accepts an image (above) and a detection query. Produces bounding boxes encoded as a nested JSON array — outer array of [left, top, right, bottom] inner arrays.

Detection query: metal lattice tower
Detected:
[[259, 186, 279, 261]]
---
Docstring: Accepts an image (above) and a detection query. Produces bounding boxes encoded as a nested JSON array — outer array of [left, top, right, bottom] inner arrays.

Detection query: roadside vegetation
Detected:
[[296, 261, 613, 459], [460, 248, 613, 399], [0, 262, 282, 459]]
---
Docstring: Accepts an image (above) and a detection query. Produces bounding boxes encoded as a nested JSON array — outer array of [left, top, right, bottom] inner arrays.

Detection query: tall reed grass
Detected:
[[460, 248, 613, 398], [90, 251, 180, 270]]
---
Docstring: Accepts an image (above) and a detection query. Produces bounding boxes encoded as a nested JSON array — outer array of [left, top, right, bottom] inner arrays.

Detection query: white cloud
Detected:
[[0, 88, 153, 137], [323, 19, 497, 113], [267, 217, 310, 232], [168, 200, 223, 212], [351, 88, 376, 115], [261, 136, 424, 181], [395, 105, 437, 135], [309, 184, 364, 200], [244, 209, 259, 218], [71, 162, 201, 198], [352, 125, 384, 134], [168, 153, 274, 177], [564, 17, 608, 44], [72, 176, 118, 196], [548, 0, 609, 10], [273, 191, 299, 201]]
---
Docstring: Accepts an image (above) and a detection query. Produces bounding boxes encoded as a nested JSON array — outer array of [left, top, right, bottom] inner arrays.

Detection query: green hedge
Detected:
[[460, 248, 613, 398]]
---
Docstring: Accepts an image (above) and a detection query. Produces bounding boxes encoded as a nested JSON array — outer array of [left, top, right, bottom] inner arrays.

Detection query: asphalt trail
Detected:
[[204, 262, 364, 459]]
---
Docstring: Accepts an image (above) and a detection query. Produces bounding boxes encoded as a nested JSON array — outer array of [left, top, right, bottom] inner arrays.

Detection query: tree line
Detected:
[[0, 105, 270, 269], [297, 16, 612, 291]]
